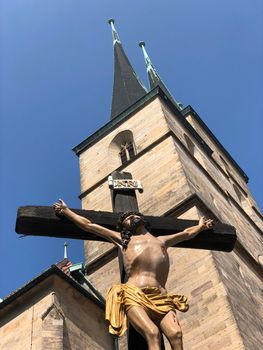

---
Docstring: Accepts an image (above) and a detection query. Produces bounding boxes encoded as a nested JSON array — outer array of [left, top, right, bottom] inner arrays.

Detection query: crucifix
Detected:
[[16, 171, 236, 350]]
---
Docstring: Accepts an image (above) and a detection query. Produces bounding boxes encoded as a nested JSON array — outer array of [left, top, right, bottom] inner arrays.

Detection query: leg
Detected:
[[127, 306, 161, 350], [159, 310, 183, 350]]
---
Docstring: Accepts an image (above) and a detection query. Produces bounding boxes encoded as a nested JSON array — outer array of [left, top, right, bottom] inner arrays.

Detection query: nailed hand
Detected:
[[199, 216, 214, 230], [53, 199, 68, 215]]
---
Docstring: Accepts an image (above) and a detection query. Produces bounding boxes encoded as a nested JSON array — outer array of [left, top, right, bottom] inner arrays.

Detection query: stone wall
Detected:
[[78, 95, 262, 349], [212, 249, 263, 349], [163, 101, 263, 349], [0, 286, 52, 350], [0, 274, 114, 350], [184, 110, 263, 229]]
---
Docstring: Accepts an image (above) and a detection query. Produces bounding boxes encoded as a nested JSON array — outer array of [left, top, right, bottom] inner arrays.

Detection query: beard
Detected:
[[130, 217, 148, 234]]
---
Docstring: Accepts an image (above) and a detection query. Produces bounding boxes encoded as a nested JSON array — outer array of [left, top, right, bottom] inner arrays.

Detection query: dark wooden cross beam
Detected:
[[16, 170, 236, 350], [16, 207, 236, 252]]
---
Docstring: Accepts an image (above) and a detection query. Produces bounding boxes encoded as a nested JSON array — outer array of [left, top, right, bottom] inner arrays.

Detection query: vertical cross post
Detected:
[[109, 171, 165, 350]]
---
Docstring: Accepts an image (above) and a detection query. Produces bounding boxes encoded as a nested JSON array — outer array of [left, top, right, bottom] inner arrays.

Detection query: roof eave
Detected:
[[72, 86, 182, 156], [0, 265, 105, 311]]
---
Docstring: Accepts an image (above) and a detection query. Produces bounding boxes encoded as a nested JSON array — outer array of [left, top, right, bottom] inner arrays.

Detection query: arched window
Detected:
[[109, 130, 136, 167], [119, 141, 135, 164]]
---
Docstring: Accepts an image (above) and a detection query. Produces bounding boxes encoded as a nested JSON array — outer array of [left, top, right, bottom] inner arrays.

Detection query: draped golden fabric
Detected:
[[105, 284, 189, 337]]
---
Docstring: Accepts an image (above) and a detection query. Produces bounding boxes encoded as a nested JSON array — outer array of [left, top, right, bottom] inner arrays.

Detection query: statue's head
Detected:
[[117, 211, 149, 249], [117, 211, 148, 232]]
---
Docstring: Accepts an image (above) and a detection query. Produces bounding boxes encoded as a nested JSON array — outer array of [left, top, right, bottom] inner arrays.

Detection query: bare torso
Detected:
[[122, 231, 169, 293]]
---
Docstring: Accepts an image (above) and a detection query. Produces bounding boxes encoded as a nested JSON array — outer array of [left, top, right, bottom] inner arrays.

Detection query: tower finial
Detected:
[[139, 41, 158, 79], [64, 242, 68, 259], [139, 41, 183, 110], [108, 18, 121, 45]]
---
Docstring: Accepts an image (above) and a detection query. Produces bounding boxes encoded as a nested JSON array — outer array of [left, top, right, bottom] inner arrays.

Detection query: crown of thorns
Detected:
[[116, 211, 145, 231]]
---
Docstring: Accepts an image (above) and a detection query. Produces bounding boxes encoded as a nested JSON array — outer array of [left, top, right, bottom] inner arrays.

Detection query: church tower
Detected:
[[73, 21, 263, 349]]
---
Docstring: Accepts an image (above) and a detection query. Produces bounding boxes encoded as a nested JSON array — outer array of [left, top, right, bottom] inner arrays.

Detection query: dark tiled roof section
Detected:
[[0, 265, 105, 311], [56, 258, 73, 276], [110, 42, 147, 120], [108, 20, 147, 120]]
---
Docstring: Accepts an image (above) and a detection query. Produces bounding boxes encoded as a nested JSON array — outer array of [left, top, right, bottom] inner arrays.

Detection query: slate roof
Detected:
[[0, 261, 104, 311], [109, 19, 147, 120]]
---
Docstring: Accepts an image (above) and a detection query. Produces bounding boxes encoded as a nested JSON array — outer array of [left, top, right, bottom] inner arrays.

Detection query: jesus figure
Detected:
[[53, 199, 214, 350]]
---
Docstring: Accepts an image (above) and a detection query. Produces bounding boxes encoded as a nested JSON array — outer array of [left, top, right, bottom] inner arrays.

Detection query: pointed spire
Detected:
[[108, 19, 147, 120], [139, 42, 183, 110], [64, 242, 68, 259]]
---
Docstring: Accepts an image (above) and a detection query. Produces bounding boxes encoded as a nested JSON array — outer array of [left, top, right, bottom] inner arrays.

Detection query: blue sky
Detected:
[[0, 0, 262, 298]]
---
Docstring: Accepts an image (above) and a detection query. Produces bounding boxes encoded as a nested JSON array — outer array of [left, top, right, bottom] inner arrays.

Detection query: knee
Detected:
[[170, 329, 183, 343], [145, 325, 160, 341]]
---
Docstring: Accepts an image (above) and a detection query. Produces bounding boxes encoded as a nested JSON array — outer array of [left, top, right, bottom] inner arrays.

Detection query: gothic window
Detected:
[[127, 142, 135, 159], [118, 142, 135, 164], [109, 130, 136, 167], [119, 145, 128, 164]]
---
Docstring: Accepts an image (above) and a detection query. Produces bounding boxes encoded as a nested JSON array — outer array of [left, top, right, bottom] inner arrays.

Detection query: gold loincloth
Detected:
[[105, 284, 189, 337]]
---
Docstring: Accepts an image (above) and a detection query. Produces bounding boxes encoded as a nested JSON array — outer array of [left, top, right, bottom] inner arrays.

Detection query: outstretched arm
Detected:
[[53, 199, 122, 247], [158, 216, 214, 248]]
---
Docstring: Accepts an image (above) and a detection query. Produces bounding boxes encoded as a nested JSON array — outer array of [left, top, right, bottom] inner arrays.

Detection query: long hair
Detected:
[[116, 211, 148, 250]]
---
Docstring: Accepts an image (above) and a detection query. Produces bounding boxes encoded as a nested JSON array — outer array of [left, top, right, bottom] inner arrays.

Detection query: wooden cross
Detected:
[[16, 171, 236, 350]]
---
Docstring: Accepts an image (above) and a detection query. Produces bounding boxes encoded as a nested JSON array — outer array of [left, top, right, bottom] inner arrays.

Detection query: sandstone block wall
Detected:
[[162, 101, 263, 349], [78, 96, 262, 349], [0, 274, 114, 350], [0, 288, 52, 350]]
